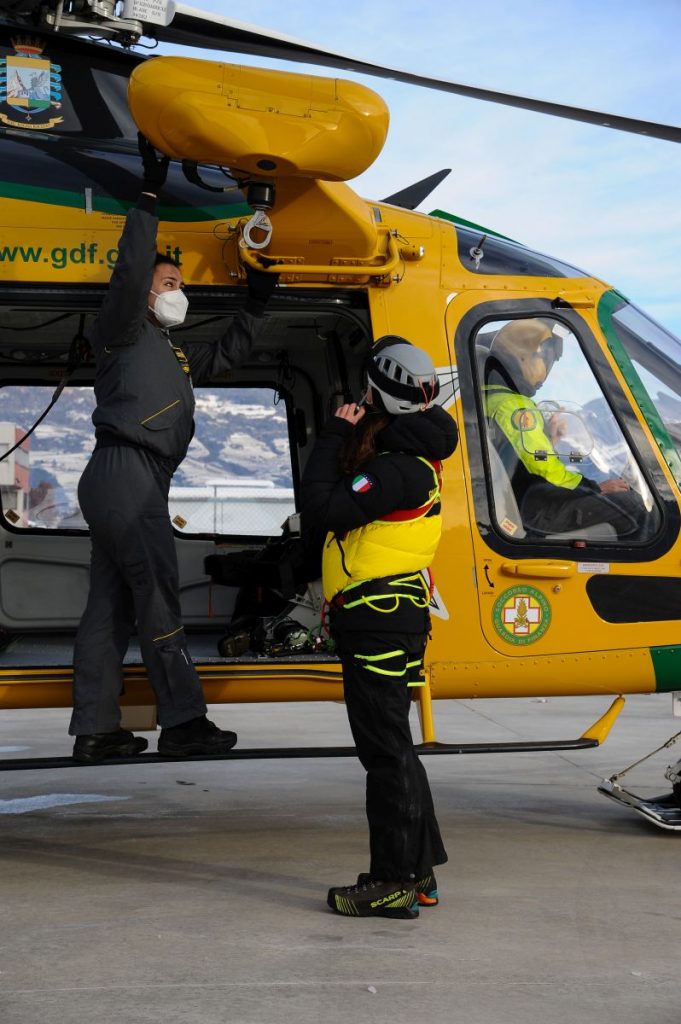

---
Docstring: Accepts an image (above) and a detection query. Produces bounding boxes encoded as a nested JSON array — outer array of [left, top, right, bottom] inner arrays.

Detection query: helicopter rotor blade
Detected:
[[158, 5, 681, 144], [381, 169, 452, 210]]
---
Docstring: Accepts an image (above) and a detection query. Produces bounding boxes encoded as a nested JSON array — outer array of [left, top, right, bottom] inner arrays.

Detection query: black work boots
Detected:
[[72, 716, 237, 763], [72, 728, 148, 764], [157, 714, 237, 757]]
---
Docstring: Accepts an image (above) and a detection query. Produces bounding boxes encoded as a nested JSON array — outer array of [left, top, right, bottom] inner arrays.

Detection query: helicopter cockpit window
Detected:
[[0, 385, 294, 536], [475, 317, 661, 543], [454, 226, 589, 278], [601, 296, 681, 492]]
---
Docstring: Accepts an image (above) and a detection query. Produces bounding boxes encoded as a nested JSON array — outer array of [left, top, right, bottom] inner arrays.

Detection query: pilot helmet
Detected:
[[490, 319, 563, 396], [366, 335, 440, 415]]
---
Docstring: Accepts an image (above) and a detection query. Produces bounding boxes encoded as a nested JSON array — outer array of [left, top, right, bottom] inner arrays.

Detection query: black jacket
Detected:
[[89, 196, 266, 471], [301, 406, 458, 569]]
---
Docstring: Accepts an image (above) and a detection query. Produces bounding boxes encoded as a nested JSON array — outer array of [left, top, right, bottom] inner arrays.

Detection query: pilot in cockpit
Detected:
[[483, 319, 655, 540]]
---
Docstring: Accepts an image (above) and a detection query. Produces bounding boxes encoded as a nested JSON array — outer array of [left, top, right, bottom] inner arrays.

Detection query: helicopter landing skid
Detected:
[[598, 779, 681, 831]]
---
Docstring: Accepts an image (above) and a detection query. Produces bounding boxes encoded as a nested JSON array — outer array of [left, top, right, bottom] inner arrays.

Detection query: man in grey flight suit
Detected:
[[70, 136, 278, 763]]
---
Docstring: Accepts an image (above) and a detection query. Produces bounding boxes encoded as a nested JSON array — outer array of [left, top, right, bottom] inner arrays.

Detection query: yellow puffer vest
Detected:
[[322, 457, 442, 602]]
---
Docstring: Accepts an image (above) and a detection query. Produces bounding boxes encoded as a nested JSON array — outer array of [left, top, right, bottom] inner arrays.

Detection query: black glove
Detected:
[[138, 132, 170, 194], [245, 257, 280, 309]]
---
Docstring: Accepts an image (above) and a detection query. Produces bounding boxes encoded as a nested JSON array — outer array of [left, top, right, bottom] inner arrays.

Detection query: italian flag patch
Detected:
[[352, 473, 374, 493]]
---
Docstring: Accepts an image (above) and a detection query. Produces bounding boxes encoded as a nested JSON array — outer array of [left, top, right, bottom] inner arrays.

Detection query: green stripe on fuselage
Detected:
[[0, 180, 251, 222], [650, 646, 681, 692]]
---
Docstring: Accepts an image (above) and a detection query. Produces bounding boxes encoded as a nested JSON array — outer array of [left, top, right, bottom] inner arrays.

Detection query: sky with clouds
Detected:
[[156, 0, 681, 335]]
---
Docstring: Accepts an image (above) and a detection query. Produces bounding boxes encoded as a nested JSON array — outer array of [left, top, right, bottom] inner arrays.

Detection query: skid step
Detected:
[[0, 736, 600, 772], [598, 779, 681, 831]]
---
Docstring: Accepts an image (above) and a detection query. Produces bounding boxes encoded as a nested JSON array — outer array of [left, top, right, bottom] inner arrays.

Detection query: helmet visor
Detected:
[[541, 332, 563, 375]]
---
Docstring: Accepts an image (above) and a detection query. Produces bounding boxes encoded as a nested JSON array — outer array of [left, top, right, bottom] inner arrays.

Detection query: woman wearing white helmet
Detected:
[[302, 336, 458, 919]]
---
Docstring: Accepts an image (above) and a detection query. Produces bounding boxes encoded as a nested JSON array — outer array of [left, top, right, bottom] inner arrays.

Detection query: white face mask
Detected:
[[149, 288, 188, 328]]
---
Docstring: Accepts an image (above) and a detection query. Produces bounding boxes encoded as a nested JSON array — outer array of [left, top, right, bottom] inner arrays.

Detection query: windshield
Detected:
[[599, 293, 681, 488], [476, 315, 660, 543]]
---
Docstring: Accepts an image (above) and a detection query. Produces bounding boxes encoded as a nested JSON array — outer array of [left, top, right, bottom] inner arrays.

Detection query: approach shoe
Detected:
[[327, 878, 418, 919], [157, 715, 237, 757], [357, 870, 439, 907], [73, 728, 148, 764]]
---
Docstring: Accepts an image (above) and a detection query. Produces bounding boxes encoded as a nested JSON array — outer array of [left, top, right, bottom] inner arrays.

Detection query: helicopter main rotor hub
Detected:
[[41, 0, 144, 43]]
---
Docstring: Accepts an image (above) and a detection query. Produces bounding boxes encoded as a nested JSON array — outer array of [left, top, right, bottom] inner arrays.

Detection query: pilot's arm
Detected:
[[489, 391, 590, 491], [185, 265, 279, 385]]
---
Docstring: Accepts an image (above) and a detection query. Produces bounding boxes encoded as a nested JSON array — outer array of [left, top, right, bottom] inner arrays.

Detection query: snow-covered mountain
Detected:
[[1, 384, 293, 514]]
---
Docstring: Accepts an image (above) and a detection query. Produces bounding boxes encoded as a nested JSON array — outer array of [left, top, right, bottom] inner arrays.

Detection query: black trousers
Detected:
[[521, 481, 653, 538], [330, 596, 447, 882], [69, 446, 207, 735]]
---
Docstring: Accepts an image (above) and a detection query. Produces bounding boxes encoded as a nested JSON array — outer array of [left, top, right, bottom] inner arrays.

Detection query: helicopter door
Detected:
[[451, 302, 667, 657]]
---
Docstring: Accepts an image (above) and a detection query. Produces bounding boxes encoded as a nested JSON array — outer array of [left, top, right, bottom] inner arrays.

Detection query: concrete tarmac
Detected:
[[1, 694, 680, 1024]]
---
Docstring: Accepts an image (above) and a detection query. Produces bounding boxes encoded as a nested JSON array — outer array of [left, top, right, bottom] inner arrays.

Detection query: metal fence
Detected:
[[168, 481, 296, 536]]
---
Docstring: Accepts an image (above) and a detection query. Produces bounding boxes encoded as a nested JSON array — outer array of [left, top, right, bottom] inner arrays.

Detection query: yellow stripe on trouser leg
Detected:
[[406, 657, 425, 687], [354, 648, 408, 678]]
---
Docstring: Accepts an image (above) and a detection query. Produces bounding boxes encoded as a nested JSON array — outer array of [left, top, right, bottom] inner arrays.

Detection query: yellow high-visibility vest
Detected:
[[322, 457, 442, 602]]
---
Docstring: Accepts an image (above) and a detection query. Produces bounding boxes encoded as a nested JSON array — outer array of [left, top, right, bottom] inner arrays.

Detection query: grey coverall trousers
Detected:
[[69, 445, 206, 735], [68, 198, 266, 735]]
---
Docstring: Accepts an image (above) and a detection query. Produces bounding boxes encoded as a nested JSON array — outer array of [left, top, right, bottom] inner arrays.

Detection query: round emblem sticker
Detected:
[[352, 473, 374, 493], [492, 585, 551, 646]]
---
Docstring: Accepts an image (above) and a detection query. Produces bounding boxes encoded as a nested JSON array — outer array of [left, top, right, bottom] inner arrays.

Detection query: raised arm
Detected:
[[89, 135, 169, 356], [185, 263, 279, 384]]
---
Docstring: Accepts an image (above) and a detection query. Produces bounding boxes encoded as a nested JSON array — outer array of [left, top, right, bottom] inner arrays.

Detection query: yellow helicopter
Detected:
[[1, 2, 681, 829]]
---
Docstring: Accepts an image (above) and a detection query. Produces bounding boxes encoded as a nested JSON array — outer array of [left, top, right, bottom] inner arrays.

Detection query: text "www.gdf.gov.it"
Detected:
[[0, 242, 183, 271]]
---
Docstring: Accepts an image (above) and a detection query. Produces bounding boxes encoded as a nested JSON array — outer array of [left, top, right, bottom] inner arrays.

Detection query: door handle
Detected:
[[500, 560, 576, 579]]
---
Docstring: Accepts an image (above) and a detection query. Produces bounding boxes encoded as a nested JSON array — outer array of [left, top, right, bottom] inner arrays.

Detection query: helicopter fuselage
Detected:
[[2, 30, 681, 751]]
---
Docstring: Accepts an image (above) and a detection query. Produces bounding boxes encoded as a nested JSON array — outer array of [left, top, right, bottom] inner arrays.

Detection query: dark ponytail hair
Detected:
[[339, 412, 391, 475]]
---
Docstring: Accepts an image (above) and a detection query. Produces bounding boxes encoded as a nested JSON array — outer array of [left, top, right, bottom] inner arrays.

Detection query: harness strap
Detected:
[[333, 572, 431, 612]]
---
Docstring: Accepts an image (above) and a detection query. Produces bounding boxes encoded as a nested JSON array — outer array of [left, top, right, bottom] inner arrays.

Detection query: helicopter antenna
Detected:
[[381, 169, 451, 211], [469, 234, 487, 271]]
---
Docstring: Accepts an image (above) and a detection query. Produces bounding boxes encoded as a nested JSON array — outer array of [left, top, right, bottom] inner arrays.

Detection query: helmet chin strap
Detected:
[[419, 378, 437, 409]]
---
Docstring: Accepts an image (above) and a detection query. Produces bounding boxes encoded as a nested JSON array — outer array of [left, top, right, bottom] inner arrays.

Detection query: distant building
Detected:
[[0, 423, 30, 526]]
